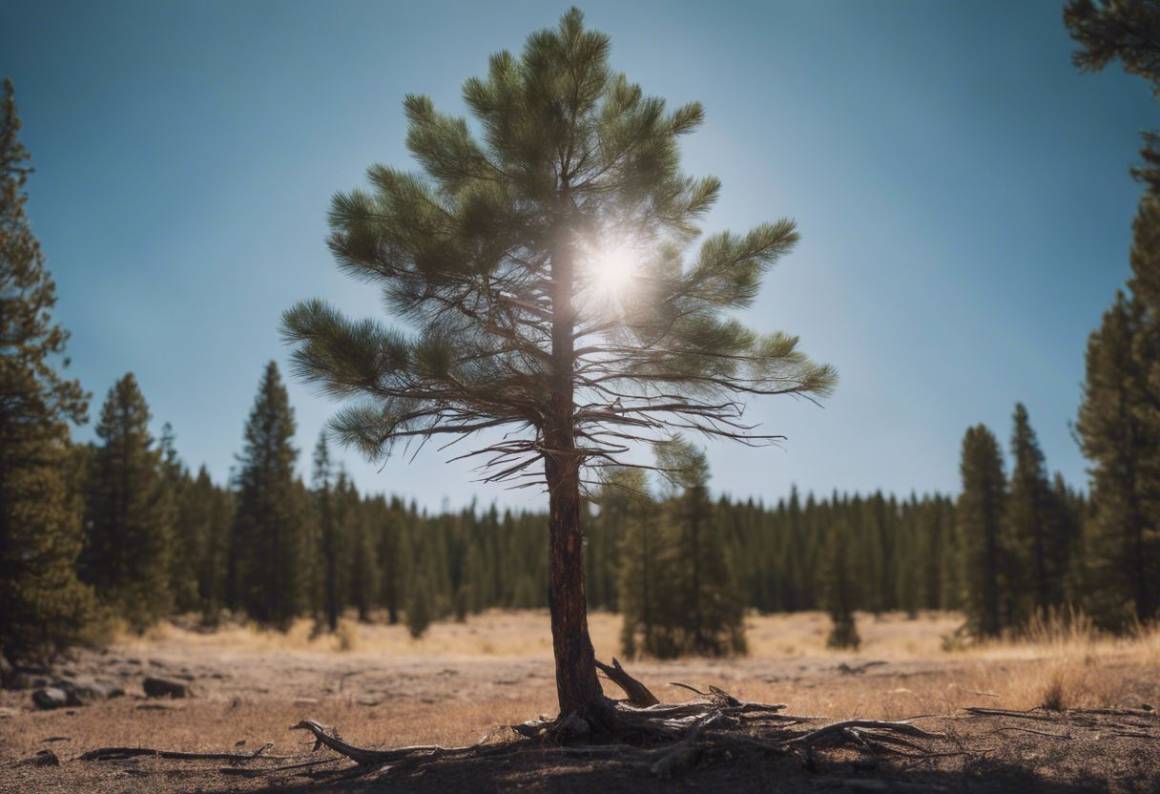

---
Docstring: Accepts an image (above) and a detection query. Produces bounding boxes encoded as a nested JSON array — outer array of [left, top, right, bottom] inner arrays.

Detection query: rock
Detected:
[[32, 687, 69, 710], [143, 676, 190, 698], [66, 680, 121, 705], [21, 750, 59, 767]]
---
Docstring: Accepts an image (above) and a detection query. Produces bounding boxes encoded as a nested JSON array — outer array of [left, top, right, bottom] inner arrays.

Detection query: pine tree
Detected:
[[282, 8, 833, 718], [231, 361, 307, 629], [407, 572, 434, 639], [312, 433, 341, 631], [82, 374, 172, 630], [1077, 293, 1159, 627], [159, 423, 200, 614], [376, 496, 406, 625], [186, 465, 232, 621], [657, 438, 745, 656], [0, 80, 97, 661], [822, 520, 860, 650], [609, 467, 663, 657], [958, 424, 1006, 638], [342, 475, 379, 622], [1066, 0, 1160, 189], [1007, 403, 1066, 620]]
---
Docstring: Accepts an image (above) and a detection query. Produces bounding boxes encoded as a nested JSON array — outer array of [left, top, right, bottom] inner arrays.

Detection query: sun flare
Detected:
[[583, 236, 642, 305]]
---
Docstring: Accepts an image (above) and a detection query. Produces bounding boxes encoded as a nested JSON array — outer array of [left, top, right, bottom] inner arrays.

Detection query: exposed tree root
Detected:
[[286, 658, 950, 780], [595, 657, 658, 706], [963, 704, 1159, 740]]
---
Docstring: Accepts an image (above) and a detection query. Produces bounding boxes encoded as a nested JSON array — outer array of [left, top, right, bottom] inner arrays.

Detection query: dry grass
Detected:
[[6, 611, 1158, 767], [98, 609, 1160, 723], [3, 610, 1158, 793]]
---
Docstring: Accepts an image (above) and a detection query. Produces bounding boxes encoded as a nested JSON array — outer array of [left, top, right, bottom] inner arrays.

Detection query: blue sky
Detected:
[[3, 0, 1155, 509]]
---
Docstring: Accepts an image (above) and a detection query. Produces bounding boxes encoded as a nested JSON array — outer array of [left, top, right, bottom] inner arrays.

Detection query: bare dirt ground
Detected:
[[2, 611, 1158, 793]]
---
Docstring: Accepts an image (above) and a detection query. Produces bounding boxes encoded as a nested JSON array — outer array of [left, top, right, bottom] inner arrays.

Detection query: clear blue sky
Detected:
[[3, 0, 1155, 509]]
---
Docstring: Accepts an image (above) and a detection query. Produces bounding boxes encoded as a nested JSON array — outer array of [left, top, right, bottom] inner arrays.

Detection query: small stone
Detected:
[[32, 687, 69, 710], [22, 750, 59, 767], [143, 676, 191, 698]]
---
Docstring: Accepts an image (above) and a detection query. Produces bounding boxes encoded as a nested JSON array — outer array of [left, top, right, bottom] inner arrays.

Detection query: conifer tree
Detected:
[[822, 520, 860, 650], [407, 572, 434, 639], [657, 438, 745, 656], [608, 468, 663, 657], [0, 79, 96, 661], [1066, 0, 1160, 189], [957, 424, 1006, 638], [231, 361, 307, 629], [283, 8, 833, 718], [1007, 403, 1066, 619], [342, 474, 379, 622], [312, 433, 341, 631], [376, 496, 406, 624], [187, 465, 231, 621], [1077, 293, 1159, 626], [83, 374, 172, 630], [159, 423, 200, 614]]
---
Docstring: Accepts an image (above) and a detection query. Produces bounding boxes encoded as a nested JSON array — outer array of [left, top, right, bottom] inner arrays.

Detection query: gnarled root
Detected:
[[290, 659, 948, 780]]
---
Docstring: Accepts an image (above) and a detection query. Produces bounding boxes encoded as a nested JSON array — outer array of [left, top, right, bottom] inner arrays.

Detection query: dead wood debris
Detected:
[[287, 657, 949, 780], [80, 742, 285, 762]]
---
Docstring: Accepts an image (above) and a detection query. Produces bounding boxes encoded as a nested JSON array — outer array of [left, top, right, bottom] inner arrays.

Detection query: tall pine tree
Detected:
[[1007, 403, 1066, 619], [312, 432, 341, 631], [958, 424, 1006, 638], [231, 361, 307, 629], [0, 79, 96, 662], [82, 374, 173, 630], [657, 438, 745, 656], [822, 520, 860, 649], [282, 8, 833, 718]]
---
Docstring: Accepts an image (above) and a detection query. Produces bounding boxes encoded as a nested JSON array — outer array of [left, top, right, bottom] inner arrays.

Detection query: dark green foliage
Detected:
[[231, 362, 308, 630], [406, 573, 433, 639], [822, 521, 860, 650], [1065, 0, 1160, 88], [1077, 292, 1160, 627], [958, 424, 1006, 638], [187, 466, 233, 622], [1066, 0, 1160, 189], [82, 374, 172, 630], [1007, 403, 1070, 620], [311, 433, 341, 632], [340, 474, 379, 622], [609, 468, 667, 657], [1067, 9, 1160, 629], [613, 443, 744, 659], [159, 424, 199, 614], [657, 439, 746, 656], [0, 80, 97, 661]]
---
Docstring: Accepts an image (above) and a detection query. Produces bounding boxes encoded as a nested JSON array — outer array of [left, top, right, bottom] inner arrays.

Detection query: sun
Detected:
[[582, 235, 642, 307]]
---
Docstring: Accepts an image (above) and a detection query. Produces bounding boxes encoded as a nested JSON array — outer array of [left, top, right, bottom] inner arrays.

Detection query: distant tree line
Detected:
[[49, 365, 1153, 654]]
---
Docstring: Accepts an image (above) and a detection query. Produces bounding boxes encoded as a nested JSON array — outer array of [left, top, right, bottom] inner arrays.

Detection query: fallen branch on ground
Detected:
[[81, 743, 285, 762], [288, 659, 950, 779]]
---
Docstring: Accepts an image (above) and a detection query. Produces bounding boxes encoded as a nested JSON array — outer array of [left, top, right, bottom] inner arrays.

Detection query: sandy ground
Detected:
[[1, 611, 1158, 792]]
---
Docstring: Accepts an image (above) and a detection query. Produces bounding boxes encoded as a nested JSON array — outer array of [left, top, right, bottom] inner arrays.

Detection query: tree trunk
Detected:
[[545, 452, 604, 718], [544, 200, 606, 721]]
